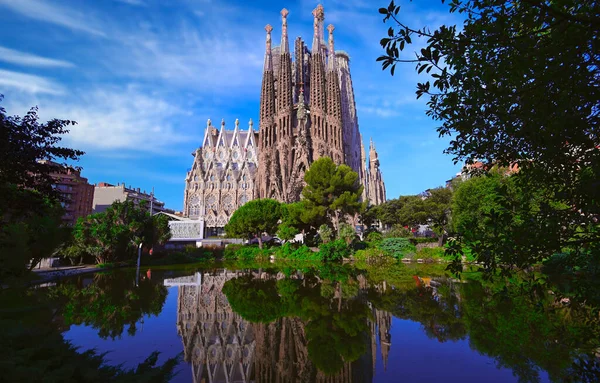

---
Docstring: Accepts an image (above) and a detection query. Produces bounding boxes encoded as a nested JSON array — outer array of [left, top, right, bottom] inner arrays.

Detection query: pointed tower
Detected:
[[337, 50, 362, 182], [360, 135, 368, 202], [276, 8, 295, 200], [367, 138, 387, 205], [257, 24, 278, 199], [309, 4, 328, 160], [325, 24, 344, 164]]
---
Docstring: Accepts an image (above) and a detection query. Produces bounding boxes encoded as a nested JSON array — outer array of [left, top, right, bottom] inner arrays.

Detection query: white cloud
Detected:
[[0, 69, 65, 95], [111, 22, 264, 92], [0, 46, 75, 68], [4, 85, 194, 152], [0, 0, 106, 37], [115, 0, 146, 5]]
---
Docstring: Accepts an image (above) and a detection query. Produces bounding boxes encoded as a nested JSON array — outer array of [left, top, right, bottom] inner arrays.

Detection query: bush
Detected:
[[365, 231, 383, 243], [378, 238, 416, 259], [223, 244, 271, 260], [276, 243, 321, 261], [383, 225, 412, 238], [353, 248, 394, 265], [319, 239, 351, 262], [338, 224, 356, 245], [415, 247, 446, 261], [223, 244, 245, 259], [409, 237, 439, 245]]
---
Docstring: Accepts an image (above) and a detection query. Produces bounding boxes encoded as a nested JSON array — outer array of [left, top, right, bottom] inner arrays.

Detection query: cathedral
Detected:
[[184, 5, 386, 230]]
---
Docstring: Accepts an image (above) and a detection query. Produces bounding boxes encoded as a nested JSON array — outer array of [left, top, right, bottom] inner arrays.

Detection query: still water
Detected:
[[12, 263, 600, 382]]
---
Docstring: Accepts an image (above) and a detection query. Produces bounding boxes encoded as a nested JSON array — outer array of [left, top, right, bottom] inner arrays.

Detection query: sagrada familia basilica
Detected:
[[184, 5, 386, 229]]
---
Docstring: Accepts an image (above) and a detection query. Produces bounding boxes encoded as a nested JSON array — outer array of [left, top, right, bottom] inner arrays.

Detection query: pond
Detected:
[[3, 262, 599, 382]]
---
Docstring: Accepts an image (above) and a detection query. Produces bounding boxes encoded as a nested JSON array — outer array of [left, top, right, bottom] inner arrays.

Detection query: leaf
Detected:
[[378, 7, 388, 15]]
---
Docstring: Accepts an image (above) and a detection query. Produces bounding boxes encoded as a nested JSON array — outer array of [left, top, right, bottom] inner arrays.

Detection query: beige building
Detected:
[[39, 160, 95, 226], [93, 182, 166, 215], [184, 5, 386, 232]]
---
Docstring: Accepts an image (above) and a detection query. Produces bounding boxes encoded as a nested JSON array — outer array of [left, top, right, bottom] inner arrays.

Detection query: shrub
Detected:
[[224, 244, 271, 260], [276, 243, 320, 261], [415, 247, 446, 261], [338, 224, 356, 245], [318, 224, 333, 244], [383, 225, 412, 238], [378, 238, 416, 259], [319, 239, 351, 262], [353, 248, 394, 265], [223, 244, 245, 259], [365, 231, 383, 243], [409, 237, 439, 245]]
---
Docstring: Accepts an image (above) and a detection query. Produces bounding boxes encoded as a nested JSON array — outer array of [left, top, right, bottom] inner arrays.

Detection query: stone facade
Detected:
[[184, 5, 386, 229], [183, 119, 258, 229]]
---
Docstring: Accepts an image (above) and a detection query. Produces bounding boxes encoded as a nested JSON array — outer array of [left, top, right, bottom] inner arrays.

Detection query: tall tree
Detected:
[[0, 95, 84, 201], [224, 199, 282, 249], [302, 157, 364, 232], [378, 1, 600, 267], [0, 96, 84, 279], [73, 200, 171, 264]]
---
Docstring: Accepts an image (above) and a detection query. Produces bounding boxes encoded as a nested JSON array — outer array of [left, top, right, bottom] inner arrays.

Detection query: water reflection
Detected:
[[165, 270, 392, 383], [163, 266, 600, 383]]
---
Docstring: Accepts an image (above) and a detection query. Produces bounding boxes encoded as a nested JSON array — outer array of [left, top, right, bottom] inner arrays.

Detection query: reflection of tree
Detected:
[[0, 287, 177, 382], [57, 271, 167, 339], [460, 280, 600, 383], [367, 268, 600, 383], [221, 271, 378, 379], [369, 277, 467, 343]]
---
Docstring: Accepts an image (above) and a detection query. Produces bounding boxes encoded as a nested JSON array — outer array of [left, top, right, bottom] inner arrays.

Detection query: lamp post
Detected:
[[135, 242, 142, 287]]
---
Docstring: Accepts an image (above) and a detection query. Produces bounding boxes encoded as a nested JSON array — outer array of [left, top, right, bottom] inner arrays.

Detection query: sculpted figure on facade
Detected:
[[184, 5, 386, 230]]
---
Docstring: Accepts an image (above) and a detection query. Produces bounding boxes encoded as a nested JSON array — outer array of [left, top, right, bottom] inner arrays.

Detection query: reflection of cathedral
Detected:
[[165, 271, 392, 383]]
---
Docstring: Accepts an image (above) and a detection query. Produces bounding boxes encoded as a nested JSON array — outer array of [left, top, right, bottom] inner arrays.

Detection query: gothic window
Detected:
[[226, 175, 231, 181], [223, 195, 234, 211], [207, 195, 218, 210], [194, 175, 198, 181], [239, 194, 248, 204], [210, 175, 215, 181], [242, 175, 247, 181]]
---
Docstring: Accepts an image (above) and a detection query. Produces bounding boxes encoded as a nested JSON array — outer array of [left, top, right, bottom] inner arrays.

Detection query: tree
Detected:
[[0, 95, 84, 201], [73, 200, 171, 264], [378, 1, 600, 268], [423, 187, 453, 245], [302, 157, 364, 232], [224, 199, 282, 249], [0, 96, 84, 279]]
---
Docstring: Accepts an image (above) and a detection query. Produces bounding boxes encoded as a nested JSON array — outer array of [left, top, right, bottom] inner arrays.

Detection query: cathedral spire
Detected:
[[327, 24, 336, 71], [311, 4, 324, 53], [263, 24, 273, 71], [280, 8, 289, 54]]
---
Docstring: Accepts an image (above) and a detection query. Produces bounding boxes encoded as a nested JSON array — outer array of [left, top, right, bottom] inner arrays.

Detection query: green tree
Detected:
[[0, 96, 84, 279], [423, 187, 453, 245], [73, 200, 171, 264], [224, 199, 282, 249], [378, 0, 600, 269], [302, 157, 363, 232]]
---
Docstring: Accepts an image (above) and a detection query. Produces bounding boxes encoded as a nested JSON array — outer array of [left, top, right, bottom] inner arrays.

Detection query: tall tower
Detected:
[[308, 4, 328, 161], [257, 24, 279, 200], [325, 24, 344, 164], [367, 138, 386, 205], [254, 4, 386, 205]]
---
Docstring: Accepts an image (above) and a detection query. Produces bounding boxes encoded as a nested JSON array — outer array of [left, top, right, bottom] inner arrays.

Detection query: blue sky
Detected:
[[0, 0, 462, 211]]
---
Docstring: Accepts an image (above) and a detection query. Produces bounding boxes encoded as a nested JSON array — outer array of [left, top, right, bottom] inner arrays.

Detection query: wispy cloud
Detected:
[[111, 21, 264, 92], [0, 69, 65, 95], [0, 46, 75, 68], [115, 0, 146, 5], [0, 0, 106, 37], [4, 85, 193, 152]]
